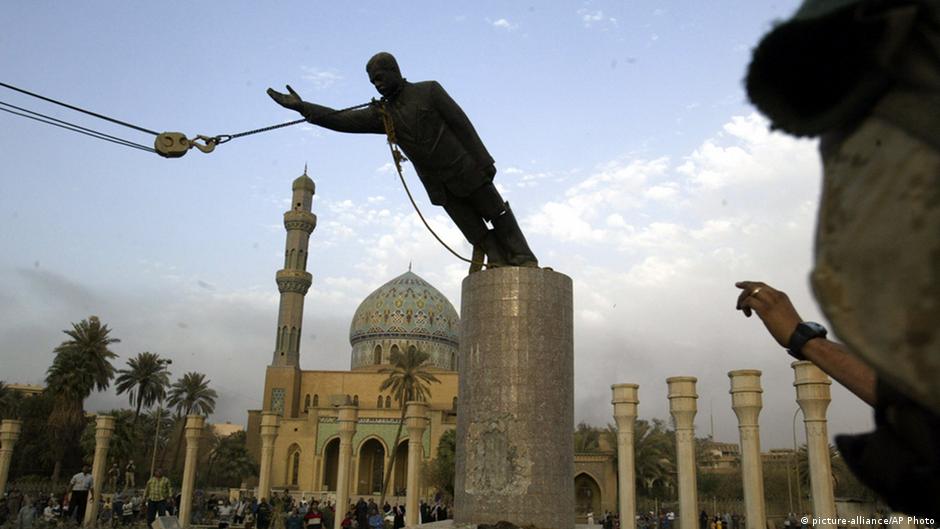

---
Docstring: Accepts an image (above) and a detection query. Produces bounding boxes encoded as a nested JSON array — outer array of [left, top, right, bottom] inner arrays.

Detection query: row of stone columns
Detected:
[[256, 402, 430, 529], [611, 361, 836, 527], [71, 415, 204, 528]]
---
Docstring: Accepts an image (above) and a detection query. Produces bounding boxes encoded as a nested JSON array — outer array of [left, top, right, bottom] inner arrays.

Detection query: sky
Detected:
[[0, 2, 874, 450]]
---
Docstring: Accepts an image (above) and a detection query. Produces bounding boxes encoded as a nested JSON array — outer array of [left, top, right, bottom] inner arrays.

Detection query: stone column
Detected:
[[405, 401, 429, 527], [84, 415, 115, 528], [0, 420, 23, 495], [258, 412, 281, 501], [178, 415, 206, 528], [611, 384, 638, 529], [729, 370, 766, 529], [667, 377, 698, 529], [454, 268, 574, 529], [334, 405, 358, 529], [793, 361, 836, 518]]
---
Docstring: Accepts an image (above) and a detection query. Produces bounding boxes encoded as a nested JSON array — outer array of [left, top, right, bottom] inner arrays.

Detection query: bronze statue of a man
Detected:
[[268, 52, 538, 268]]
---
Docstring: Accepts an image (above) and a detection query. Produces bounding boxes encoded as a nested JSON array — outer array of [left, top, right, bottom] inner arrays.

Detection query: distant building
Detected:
[[5, 383, 43, 397], [212, 422, 244, 438]]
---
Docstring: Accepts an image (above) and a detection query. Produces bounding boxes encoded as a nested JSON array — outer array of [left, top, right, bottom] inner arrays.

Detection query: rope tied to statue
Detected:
[[375, 99, 485, 268]]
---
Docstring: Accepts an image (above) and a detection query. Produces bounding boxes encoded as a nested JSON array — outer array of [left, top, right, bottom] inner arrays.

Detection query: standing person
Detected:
[[392, 504, 405, 529], [112, 494, 124, 528], [267, 52, 539, 270], [124, 461, 136, 490], [122, 496, 135, 526], [234, 498, 247, 525], [68, 465, 94, 524], [302, 504, 321, 529], [319, 502, 333, 529], [14, 495, 36, 529], [367, 507, 383, 529], [108, 463, 121, 493], [740, 0, 940, 517], [354, 498, 367, 529], [218, 500, 233, 529], [143, 469, 172, 529], [255, 499, 271, 529]]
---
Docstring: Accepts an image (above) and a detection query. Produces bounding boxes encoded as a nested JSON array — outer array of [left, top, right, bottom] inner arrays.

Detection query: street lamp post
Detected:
[[149, 359, 172, 478], [791, 407, 803, 514]]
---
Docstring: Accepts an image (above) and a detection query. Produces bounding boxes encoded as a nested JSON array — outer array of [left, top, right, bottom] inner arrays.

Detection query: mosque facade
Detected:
[[245, 169, 617, 514]]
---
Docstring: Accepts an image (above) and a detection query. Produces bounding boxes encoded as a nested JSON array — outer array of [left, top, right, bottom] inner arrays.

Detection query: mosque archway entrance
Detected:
[[357, 438, 386, 495], [322, 438, 339, 491], [392, 440, 409, 496], [575, 473, 601, 516]]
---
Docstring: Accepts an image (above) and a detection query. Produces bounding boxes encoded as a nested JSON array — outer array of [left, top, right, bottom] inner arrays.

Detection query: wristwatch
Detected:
[[787, 321, 827, 361]]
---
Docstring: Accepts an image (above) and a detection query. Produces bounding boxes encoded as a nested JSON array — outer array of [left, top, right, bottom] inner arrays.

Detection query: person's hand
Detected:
[[267, 85, 303, 111], [735, 281, 802, 347]]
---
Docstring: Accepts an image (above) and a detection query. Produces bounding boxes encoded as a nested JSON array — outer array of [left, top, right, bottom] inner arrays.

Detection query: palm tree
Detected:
[[115, 352, 171, 422], [167, 372, 217, 471], [796, 443, 847, 492], [0, 381, 25, 420], [377, 346, 440, 507], [633, 419, 676, 497], [206, 431, 257, 487], [45, 315, 120, 481], [574, 422, 602, 452]]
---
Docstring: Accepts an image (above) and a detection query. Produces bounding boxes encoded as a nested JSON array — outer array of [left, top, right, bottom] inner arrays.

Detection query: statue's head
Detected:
[[366, 52, 403, 97]]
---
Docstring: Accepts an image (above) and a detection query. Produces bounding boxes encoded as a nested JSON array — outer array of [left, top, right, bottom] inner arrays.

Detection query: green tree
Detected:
[[574, 422, 603, 452], [634, 419, 676, 499], [377, 346, 440, 507], [7, 391, 56, 480], [45, 316, 120, 481], [167, 372, 218, 471], [796, 443, 850, 494], [206, 431, 257, 488], [115, 352, 171, 422], [425, 428, 456, 499], [80, 409, 137, 469], [0, 381, 25, 420]]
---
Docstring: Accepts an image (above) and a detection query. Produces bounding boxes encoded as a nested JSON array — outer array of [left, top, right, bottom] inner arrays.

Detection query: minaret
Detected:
[[271, 166, 316, 367]]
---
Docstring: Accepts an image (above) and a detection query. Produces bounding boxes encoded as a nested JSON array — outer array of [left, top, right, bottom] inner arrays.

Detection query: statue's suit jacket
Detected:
[[299, 80, 494, 205]]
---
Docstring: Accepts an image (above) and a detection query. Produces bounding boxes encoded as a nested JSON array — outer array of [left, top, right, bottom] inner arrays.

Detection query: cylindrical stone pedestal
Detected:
[[455, 267, 574, 529], [405, 401, 429, 527], [334, 405, 358, 529], [729, 370, 766, 529], [667, 377, 698, 529], [0, 420, 23, 496], [258, 412, 280, 501], [84, 415, 115, 528], [179, 415, 206, 528], [612, 384, 639, 529], [793, 361, 836, 518]]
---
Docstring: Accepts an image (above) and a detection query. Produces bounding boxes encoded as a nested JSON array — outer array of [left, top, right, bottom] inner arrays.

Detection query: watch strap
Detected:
[[787, 322, 827, 361]]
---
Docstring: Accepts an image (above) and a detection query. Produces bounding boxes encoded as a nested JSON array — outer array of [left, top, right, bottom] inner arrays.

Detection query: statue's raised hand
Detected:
[[267, 85, 303, 111]]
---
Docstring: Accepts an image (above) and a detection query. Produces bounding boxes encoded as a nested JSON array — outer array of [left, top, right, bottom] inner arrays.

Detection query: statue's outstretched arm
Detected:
[[267, 84, 383, 134]]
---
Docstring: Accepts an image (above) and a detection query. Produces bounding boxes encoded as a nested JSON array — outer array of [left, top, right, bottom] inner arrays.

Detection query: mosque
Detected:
[[245, 169, 617, 513]]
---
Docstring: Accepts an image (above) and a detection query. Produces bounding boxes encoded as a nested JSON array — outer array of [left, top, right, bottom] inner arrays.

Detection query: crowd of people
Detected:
[[0, 478, 453, 529]]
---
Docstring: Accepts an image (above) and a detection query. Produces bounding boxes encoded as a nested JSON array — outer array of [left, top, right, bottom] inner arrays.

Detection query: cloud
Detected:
[[491, 18, 518, 31], [301, 67, 343, 90], [521, 113, 871, 445], [577, 9, 617, 29]]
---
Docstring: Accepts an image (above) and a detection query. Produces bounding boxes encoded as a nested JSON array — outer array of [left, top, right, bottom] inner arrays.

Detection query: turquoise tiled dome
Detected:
[[349, 271, 459, 371]]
